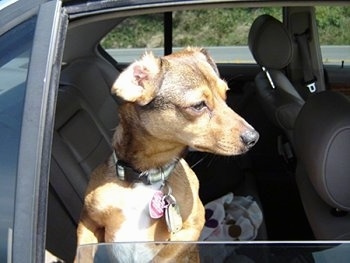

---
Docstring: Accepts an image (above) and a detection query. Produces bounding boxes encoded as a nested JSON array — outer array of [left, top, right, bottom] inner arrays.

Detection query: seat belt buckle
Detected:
[[305, 78, 317, 93]]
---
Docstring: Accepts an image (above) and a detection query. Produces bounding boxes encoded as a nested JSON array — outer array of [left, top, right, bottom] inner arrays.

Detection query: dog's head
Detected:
[[112, 47, 258, 155]]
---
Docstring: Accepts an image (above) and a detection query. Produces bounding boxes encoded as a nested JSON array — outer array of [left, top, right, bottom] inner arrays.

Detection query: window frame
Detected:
[[0, 1, 68, 262]]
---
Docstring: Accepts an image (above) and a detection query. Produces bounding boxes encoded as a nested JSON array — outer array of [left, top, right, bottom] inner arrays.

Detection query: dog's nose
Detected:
[[240, 130, 259, 149]]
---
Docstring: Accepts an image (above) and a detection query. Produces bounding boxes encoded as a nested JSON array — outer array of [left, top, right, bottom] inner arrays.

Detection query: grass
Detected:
[[101, 6, 350, 49]]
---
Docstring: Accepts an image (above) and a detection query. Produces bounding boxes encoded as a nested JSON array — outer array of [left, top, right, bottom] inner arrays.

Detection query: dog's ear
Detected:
[[111, 52, 162, 105], [181, 47, 220, 76], [198, 48, 220, 76]]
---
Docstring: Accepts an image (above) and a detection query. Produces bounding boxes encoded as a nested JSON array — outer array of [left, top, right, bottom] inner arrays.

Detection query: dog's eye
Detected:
[[191, 101, 207, 112]]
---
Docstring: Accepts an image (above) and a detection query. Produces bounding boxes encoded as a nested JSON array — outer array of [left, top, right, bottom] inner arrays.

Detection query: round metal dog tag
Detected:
[[165, 203, 183, 233]]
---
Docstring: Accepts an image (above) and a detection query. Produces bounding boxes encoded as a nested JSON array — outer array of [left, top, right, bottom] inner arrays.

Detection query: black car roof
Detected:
[[62, 0, 350, 19]]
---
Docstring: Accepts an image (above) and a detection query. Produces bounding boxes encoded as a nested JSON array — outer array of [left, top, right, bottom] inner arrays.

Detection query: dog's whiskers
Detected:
[[207, 154, 221, 167], [189, 153, 211, 169], [190, 158, 205, 169]]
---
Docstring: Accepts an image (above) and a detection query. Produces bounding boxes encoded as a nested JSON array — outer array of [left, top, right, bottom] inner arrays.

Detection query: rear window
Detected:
[[316, 6, 350, 65], [101, 7, 281, 63], [101, 6, 349, 66]]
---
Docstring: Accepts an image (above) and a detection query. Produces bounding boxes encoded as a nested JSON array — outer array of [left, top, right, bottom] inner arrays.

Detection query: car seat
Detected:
[[294, 91, 350, 239], [248, 14, 304, 144], [47, 57, 120, 261]]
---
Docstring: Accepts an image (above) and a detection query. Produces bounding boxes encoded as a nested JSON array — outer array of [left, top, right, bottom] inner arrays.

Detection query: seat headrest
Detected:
[[248, 14, 293, 69], [294, 91, 350, 211]]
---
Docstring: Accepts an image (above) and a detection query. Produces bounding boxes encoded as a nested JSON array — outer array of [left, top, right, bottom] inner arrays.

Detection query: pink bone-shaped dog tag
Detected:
[[149, 190, 166, 219]]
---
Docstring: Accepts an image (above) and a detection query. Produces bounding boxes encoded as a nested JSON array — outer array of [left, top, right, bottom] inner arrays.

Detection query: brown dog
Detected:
[[75, 47, 259, 262]]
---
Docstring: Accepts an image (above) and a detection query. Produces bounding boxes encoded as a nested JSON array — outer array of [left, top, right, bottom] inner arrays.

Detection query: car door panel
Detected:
[[325, 65, 350, 96], [11, 1, 67, 263]]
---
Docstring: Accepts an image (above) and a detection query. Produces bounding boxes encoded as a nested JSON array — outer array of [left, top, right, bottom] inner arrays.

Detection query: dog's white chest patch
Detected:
[[114, 182, 162, 241], [109, 182, 163, 262]]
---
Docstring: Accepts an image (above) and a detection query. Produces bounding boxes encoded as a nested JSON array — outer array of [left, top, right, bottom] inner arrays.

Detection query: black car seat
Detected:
[[294, 91, 350, 239], [248, 14, 304, 144], [46, 57, 120, 262]]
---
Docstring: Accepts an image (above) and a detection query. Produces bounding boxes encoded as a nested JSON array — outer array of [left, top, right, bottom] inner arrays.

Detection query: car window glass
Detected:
[[101, 7, 281, 63], [0, 16, 36, 261], [172, 8, 281, 63], [101, 14, 164, 63], [316, 6, 350, 65]]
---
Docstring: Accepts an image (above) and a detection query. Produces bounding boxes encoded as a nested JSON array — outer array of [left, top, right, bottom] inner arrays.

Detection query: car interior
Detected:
[[46, 3, 350, 262]]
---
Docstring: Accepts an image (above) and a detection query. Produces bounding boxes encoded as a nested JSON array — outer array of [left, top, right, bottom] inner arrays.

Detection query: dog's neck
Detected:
[[112, 103, 187, 173]]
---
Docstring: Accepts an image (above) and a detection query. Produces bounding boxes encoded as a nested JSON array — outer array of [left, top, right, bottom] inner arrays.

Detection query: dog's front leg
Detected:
[[153, 241, 200, 263], [75, 210, 103, 263], [153, 227, 203, 263], [154, 202, 205, 263]]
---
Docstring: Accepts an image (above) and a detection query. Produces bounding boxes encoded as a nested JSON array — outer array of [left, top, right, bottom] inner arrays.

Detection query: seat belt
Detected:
[[262, 66, 276, 89], [294, 29, 317, 93]]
